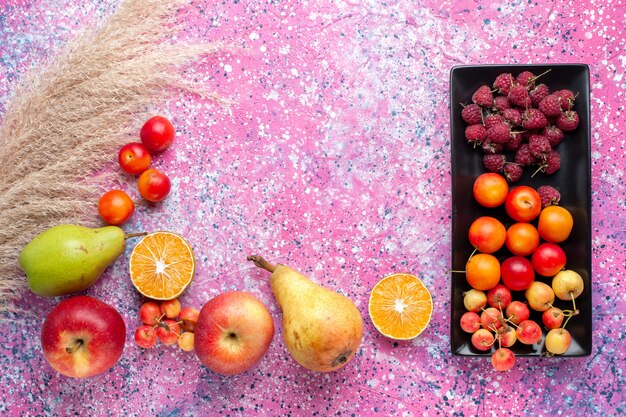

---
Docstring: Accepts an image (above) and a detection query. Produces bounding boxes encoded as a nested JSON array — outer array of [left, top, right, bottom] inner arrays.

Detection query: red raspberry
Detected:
[[508, 84, 532, 107], [472, 85, 494, 107], [483, 154, 506, 172], [484, 114, 505, 129], [521, 108, 548, 130], [528, 134, 551, 158], [537, 185, 561, 207], [506, 132, 523, 151], [554, 89, 576, 110], [462, 103, 483, 125], [503, 163, 523, 182], [542, 125, 565, 148], [493, 95, 511, 112], [538, 94, 562, 117], [539, 149, 561, 175], [493, 73, 514, 95], [516, 71, 536, 88], [481, 139, 505, 154], [556, 110, 579, 132], [515, 144, 536, 166], [502, 108, 522, 126], [487, 123, 511, 144], [529, 83, 550, 106], [465, 124, 487, 145]]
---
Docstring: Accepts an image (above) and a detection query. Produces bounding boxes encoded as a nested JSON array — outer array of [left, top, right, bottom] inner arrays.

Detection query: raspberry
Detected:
[[483, 154, 506, 172], [556, 110, 579, 132], [537, 185, 561, 207], [535, 149, 561, 175], [487, 123, 511, 144], [462, 103, 483, 125], [521, 108, 548, 130], [506, 132, 523, 151], [493, 73, 514, 95], [472, 85, 494, 107], [528, 134, 551, 158], [515, 144, 536, 166], [484, 114, 505, 129], [507, 84, 532, 107], [538, 94, 563, 117], [465, 124, 487, 145], [516, 71, 536, 88], [481, 139, 505, 154], [554, 89, 576, 110], [529, 83, 550, 106], [502, 108, 522, 126], [542, 125, 565, 148], [503, 163, 523, 182], [493, 95, 511, 112]]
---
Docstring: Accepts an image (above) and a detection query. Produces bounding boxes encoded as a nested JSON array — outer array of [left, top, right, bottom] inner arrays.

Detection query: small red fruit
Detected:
[[505, 186, 542, 222], [138, 168, 171, 202], [98, 190, 134, 226], [486, 284, 512, 309], [501, 256, 535, 291], [468, 216, 506, 254], [157, 319, 181, 345], [473, 173, 509, 208], [134, 325, 158, 349], [531, 242, 566, 277], [118, 142, 152, 175], [140, 116, 175, 152], [516, 319, 542, 345], [139, 301, 163, 326]]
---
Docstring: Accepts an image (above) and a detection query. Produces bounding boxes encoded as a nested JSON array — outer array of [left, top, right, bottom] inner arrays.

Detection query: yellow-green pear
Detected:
[[248, 255, 363, 372], [19, 224, 126, 297]]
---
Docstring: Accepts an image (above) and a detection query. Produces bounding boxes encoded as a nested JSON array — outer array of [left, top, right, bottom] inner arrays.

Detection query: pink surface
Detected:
[[1, 0, 626, 415]]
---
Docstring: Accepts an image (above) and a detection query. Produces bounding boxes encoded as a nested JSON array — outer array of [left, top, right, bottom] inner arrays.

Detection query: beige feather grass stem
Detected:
[[0, 0, 223, 313]]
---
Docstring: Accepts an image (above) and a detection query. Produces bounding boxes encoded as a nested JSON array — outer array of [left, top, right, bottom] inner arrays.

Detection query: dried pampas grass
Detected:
[[0, 0, 223, 313]]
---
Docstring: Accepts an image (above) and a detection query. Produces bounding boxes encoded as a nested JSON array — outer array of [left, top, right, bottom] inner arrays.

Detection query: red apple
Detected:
[[194, 291, 274, 375], [41, 295, 126, 378], [139, 301, 162, 326]]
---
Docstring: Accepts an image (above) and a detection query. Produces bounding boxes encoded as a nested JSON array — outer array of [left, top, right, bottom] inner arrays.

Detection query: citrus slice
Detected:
[[129, 231, 195, 300], [368, 273, 433, 340]]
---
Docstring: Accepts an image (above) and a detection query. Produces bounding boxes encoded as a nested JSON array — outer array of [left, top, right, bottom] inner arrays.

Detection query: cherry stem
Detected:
[[65, 339, 83, 354], [247, 255, 277, 273], [125, 232, 148, 239], [570, 292, 578, 312]]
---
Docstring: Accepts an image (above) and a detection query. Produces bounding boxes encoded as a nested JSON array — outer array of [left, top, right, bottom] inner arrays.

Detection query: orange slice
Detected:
[[129, 231, 195, 300], [368, 273, 433, 340]]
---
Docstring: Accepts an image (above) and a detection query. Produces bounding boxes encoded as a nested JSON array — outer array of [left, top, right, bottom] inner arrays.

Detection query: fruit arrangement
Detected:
[[98, 116, 175, 226], [134, 298, 199, 352], [461, 70, 580, 181], [18, 115, 371, 378], [454, 172, 584, 371]]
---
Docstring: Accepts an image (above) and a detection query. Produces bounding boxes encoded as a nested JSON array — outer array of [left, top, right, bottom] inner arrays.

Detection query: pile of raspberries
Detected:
[[461, 70, 579, 182]]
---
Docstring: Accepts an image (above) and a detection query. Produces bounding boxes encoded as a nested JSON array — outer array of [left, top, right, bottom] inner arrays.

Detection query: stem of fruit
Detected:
[[531, 68, 552, 83], [65, 339, 83, 354], [247, 255, 277, 273], [125, 232, 148, 239]]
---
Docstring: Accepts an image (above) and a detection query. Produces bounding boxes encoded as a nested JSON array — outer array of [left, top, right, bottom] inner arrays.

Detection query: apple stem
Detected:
[[247, 255, 277, 273], [125, 232, 148, 240], [66, 339, 83, 354], [570, 292, 577, 313]]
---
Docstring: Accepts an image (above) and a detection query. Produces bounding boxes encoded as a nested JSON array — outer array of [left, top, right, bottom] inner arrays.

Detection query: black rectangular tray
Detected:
[[449, 64, 592, 356]]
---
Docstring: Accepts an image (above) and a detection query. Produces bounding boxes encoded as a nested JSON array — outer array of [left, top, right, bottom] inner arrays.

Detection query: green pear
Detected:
[[248, 255, 363, 372], [19, 224, 126, 297]]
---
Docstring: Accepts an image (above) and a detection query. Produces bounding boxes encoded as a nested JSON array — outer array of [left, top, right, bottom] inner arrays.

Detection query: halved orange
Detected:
[[129, 231, 195, 300], [368, 273, 433, 340]]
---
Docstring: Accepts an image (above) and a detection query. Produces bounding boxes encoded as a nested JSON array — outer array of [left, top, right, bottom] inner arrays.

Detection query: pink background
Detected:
[[1, 0, 625, 415]]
